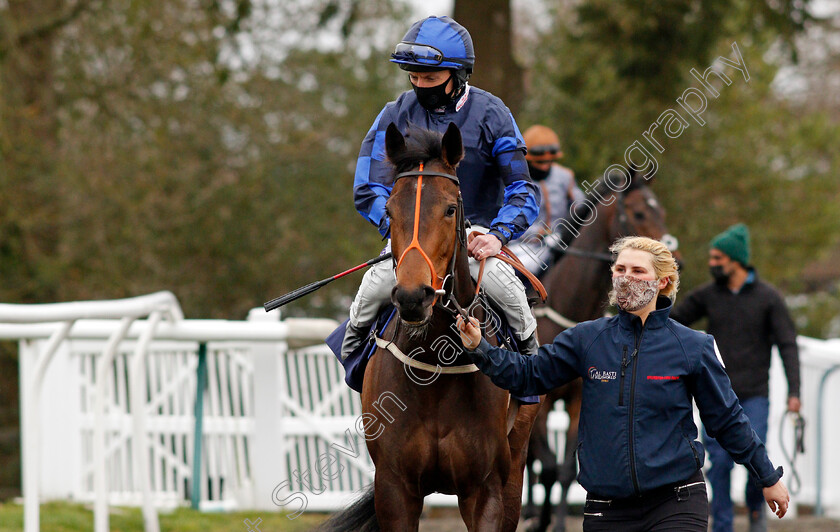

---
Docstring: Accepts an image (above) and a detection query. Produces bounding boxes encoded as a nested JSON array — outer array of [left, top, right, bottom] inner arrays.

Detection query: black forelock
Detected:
[[587, 168, 648, 200], [387, 127, 445, 176]]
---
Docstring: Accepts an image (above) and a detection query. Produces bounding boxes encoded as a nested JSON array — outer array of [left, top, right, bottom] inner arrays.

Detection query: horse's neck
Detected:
[[546, 206, 613, 322], [572, 203, 613, 252]]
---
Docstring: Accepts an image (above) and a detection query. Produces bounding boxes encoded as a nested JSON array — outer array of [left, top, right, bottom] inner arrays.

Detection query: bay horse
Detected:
[[522, 174, 679, 532], [320, 122, 540, 531]]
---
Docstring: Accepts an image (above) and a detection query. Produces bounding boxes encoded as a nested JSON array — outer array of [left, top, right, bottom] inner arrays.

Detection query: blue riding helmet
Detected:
[[391, 16, 475, 74]]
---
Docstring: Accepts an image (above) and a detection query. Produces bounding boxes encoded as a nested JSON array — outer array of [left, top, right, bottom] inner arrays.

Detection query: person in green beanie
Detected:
[[709, 223, 751, 269], [671, 223, 801, 532]]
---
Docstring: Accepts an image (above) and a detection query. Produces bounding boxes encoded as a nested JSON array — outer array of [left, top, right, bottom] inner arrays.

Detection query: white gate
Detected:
[[4, 292, 840, 532], [0, 293, 338, 532]]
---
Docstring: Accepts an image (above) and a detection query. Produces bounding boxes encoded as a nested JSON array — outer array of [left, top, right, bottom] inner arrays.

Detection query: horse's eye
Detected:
[[384, 206, 391, 218], [634, 211, 646, 221], [445, 205, 457, 217]]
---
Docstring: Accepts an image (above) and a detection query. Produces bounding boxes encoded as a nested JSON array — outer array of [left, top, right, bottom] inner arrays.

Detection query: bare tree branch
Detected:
[[14, 0, 93, 47]]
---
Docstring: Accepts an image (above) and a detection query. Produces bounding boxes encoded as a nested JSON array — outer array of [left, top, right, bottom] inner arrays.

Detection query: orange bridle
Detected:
[[393, 163, 466, 310], [395, 164, 446, 291]]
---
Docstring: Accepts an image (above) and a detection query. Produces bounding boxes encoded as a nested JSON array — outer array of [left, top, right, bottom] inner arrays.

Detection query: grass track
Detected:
[[0, 501, 327, 532]]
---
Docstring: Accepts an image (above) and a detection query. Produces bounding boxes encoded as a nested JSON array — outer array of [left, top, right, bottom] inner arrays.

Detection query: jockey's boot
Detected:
[[519, 332, 538, 357], [341, 322, 368, 361]]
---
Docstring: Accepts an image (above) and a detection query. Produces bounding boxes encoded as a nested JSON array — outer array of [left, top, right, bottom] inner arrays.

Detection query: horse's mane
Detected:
[[386, 126, 445, 179]]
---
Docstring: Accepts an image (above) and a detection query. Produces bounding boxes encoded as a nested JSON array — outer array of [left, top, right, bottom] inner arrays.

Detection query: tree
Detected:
[[454, 0, 524, 112], [518, 0, 840, 336], [0, 0, 411, 318]]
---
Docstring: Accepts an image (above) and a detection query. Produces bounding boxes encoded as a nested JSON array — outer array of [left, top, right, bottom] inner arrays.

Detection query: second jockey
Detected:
[[506, 124, 585, 276]]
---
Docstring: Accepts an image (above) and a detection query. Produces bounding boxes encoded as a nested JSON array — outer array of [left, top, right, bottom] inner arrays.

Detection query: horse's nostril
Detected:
[[392, 285, 435, 320]]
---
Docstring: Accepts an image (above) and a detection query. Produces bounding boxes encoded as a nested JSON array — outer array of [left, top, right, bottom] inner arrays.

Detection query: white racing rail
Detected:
[[0, 292, 337, 532], [2, 292, 840, 527]]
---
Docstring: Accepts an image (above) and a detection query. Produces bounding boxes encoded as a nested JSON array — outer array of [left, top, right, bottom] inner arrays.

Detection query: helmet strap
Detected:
[[450, 69, 469, 100]]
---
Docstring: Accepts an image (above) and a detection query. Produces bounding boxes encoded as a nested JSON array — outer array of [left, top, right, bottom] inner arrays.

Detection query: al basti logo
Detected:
[[588, 366, 617, 382]]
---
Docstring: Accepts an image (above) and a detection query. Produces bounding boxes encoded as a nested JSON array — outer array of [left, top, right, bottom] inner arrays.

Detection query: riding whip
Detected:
[[264, 253, 393, 312]]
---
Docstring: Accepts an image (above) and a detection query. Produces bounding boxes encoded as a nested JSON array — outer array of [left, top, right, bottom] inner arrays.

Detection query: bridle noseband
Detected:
[[560, 188, 674, 263], [392, 164, 474, 317]]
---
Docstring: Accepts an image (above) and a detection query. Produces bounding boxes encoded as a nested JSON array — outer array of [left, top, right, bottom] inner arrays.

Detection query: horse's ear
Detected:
[[385, 123, 405, 162], [629, 167, 655, 188], [441, 122, 464, 168]]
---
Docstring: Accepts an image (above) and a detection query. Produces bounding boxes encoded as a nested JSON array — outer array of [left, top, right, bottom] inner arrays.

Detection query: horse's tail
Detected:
[[316, 484, 379, 532]]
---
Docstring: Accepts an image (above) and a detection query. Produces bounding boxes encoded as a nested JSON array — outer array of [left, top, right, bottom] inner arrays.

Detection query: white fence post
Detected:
[[21, 321, 73, 532], [130, 310, 163, 532], [93, 317, 134, 532], [248, 308, 288, 510]]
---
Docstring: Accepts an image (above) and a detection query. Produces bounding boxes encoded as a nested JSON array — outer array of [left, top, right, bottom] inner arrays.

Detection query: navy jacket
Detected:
[[353, 85, 540, 245], [469, 297, 782, 498]]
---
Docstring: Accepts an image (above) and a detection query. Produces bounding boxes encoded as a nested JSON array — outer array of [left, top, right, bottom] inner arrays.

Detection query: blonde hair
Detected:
[[609, 236, 680, 301]]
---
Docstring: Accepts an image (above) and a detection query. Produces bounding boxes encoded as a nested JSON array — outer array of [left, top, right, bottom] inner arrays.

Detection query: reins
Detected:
[[387, 164, 547, 374], [546, 190, 629, 264], [392, 165, 547, 318]]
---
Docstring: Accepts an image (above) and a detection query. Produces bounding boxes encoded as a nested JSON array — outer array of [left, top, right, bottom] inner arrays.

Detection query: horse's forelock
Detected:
[[388, 128, 445, 177], [585, 171, 648, 203]]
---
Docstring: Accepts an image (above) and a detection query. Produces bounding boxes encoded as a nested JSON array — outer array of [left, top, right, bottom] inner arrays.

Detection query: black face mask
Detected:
[[411, 73, 454, 111], [528, 162, 551, 181], [710, 265, 729, 285]]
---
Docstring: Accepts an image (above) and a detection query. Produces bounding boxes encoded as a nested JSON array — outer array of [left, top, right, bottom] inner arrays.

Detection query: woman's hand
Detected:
[[763, 480, 790, 518], [468, 233, 502, 261], [456, 315, 482, 351]]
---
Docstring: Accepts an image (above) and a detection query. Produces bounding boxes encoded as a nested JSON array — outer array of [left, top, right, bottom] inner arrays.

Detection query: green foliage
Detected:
[[0, 0, 411, 319], [0, 0, 837, 336], [520, 0, 840, 337]]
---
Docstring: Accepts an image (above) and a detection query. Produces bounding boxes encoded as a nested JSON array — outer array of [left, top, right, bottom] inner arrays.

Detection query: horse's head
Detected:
[[610, 173, 680, 260], [384, 122, 465, 326]]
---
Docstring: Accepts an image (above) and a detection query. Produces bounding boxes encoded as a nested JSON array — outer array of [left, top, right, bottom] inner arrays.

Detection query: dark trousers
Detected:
[[582, 470, 708, 532], [703, 395, 770, 532]]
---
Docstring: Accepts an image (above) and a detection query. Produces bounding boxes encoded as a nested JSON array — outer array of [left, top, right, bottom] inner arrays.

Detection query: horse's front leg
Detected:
[[458, 473, 506, 532], [374, 469, 424, 532]]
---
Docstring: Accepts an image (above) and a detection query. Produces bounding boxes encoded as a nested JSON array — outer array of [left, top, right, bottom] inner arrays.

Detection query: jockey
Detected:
[[507, 124, 585, 276], [343, 15, 541, 360]]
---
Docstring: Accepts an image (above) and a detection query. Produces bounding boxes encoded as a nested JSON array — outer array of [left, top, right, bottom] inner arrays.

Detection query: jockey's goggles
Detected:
[[392, 42, 468, 68], [529, 144, 561, 157]]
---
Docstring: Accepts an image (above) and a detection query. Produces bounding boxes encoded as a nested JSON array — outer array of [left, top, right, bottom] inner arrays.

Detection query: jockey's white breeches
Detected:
[[505, 238, 554, 277], [348, 226, 536, 340]]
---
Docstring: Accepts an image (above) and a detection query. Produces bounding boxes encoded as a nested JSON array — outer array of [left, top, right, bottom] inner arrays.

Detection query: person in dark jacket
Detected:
[[670, 223, 801, 532], [456, 236, 790, 532], [342, 15, 541, 361]]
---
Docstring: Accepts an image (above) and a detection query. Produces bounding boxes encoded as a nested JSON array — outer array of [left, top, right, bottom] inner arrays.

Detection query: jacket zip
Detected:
[[628, 326, 645, 496], [619, 345, 629, 406], [682, 432, 702, 470]]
